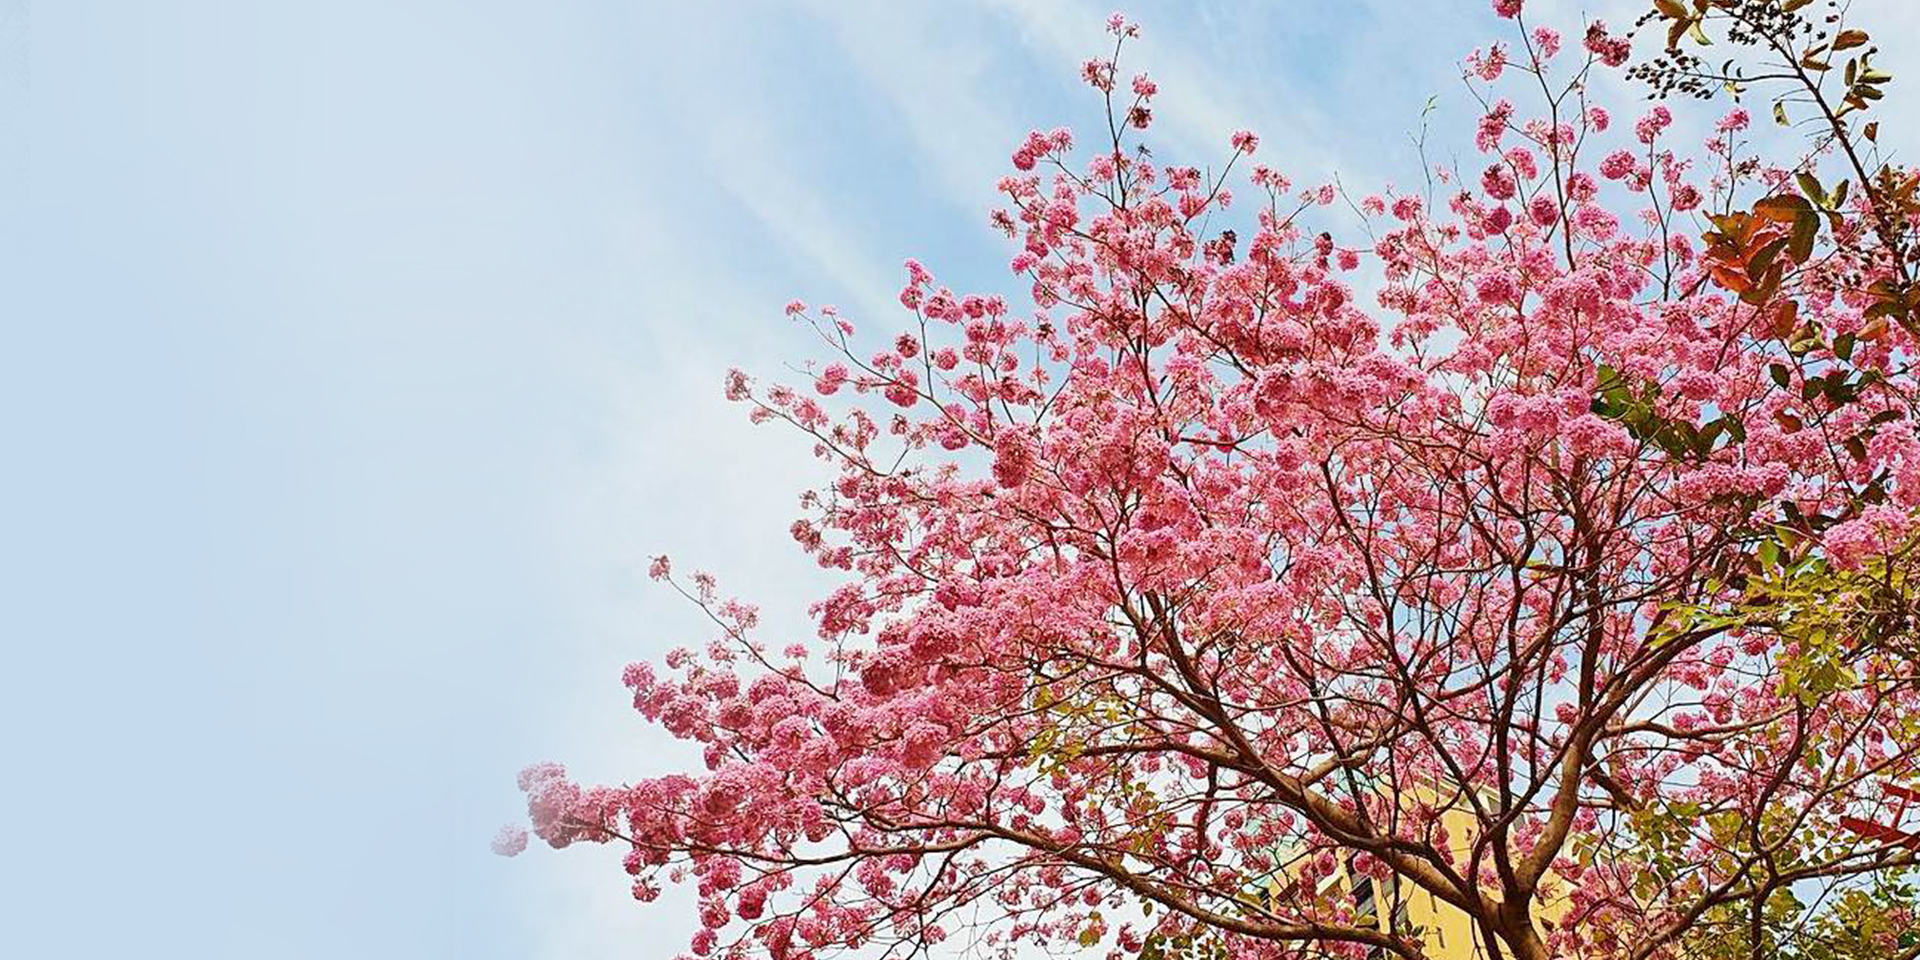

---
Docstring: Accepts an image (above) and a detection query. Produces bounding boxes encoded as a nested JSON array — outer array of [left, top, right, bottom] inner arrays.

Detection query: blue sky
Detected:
[[5, 1, 1918, 958]]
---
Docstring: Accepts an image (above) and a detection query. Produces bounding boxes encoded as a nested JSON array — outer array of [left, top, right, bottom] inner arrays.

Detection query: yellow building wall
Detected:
[[1259, 800, 1570, 960]]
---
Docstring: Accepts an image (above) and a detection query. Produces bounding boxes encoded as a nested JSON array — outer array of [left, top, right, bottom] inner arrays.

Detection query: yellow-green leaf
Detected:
[[1797, 171, 1826, 207]]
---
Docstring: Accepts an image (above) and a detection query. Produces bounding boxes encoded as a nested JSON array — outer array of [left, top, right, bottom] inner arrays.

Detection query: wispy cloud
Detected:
[[799, 0, 1026, 210], [982, 0, 1352, 182], [700, 113, 906, 324]]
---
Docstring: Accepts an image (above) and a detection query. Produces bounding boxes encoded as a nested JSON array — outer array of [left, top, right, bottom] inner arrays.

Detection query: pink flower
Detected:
[[724, 368, 751, 401], [815, 363, 850, 395], [1505, 146, 1538, 180], [1532, 27, 1561, 58], [884, 369, 919, 407], [1600, 150, 1637, 180], [1482, 204, 1514, 235], [1825, 508, 1912, 569], [1081, 58, 1115, 92], [1563, 414, 1630, 458], [1635, 106, 1673, 144], [1482, 164, 1517, 200], [1667, 233, 1695, 263], [1673, 369, 1719, 401], [992, 432, 1034, 488], [1231, 129, 1259, 154], [690, 929, 717, 956], [1493, 0, 1523, 19], [1477, 271, 1518, 303], [1585, 22, 1631, 67], [1528, 194, 1559, 227], [648, 555, 672, 580], [1574, 203, 1619, 238], [491, 824, 529, 857], [1475, 44, 1508, 81], [1477, 100, 1513, 153], [1716, 108, 1750, 133]]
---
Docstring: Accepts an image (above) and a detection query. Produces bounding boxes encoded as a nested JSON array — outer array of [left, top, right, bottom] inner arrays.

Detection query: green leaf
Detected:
[[1797, 171, 1828, 207], [1770, 363, 1792, 388], [1826, 375, 1855, 404]]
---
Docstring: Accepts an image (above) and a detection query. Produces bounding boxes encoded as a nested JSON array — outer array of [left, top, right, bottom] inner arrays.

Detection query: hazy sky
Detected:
[[5, 1, 1917, 958]]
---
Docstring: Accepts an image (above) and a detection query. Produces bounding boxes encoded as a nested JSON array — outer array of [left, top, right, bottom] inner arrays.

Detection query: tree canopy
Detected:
[[503, 3, 1920, 959]]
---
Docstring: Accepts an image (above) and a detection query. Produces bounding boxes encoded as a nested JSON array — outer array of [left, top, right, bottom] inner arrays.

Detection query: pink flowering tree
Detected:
[[505, 5, 1920, 960]]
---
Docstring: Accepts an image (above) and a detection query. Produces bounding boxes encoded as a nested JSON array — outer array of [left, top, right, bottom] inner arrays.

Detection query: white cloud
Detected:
[[800, 0, 1026, 210]]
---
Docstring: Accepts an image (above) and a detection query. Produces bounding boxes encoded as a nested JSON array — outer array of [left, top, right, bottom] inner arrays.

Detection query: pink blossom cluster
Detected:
[[1584, 21, 1632, 67]]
